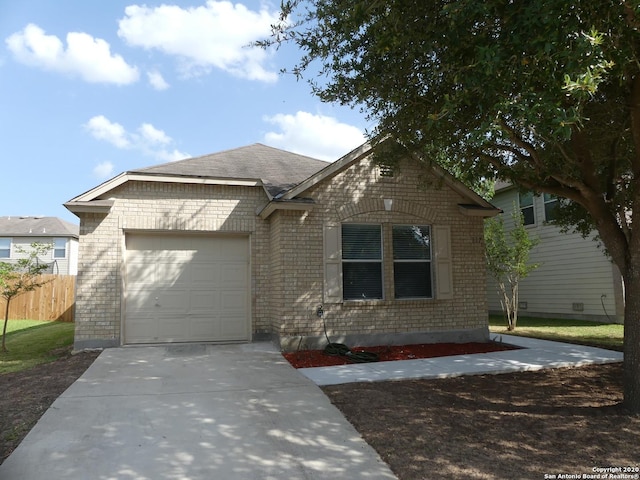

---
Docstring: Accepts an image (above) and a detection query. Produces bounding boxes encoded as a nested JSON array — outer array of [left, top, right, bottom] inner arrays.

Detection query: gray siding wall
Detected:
[[487, 189, 624, 323], [2, 236, 77, 275]]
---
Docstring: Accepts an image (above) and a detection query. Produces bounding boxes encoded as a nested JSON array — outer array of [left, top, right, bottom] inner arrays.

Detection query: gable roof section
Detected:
[[65, 144, 328, 211], [132, 144, 328, 197], [0, 216, 79, 238], [66, 140, 498, 219], [264, 140, 499, 218]]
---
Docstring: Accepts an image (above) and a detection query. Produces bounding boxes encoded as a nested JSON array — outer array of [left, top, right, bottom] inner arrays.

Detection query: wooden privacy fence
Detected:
[[1, 275, 75, 322]]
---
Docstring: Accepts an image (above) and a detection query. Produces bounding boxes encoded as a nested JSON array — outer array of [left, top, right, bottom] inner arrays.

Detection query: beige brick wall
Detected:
[[74, 182, 272, 348], [74, 155, 489, 350], [270, 157, 489, 349]]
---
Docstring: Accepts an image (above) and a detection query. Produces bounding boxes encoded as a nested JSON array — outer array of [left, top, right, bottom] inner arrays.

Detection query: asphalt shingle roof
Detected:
[[0, 216, 79, 237], [130, 143, 329, 197]]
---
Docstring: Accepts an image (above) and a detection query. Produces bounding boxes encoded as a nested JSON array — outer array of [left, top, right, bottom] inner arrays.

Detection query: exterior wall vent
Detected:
[[378, 164, 395, 177], [572, 302, 584, 312]]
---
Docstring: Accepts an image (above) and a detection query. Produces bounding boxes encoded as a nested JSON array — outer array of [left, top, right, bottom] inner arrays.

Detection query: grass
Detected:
[[0, 320, 75, 374], [489, 315, 624, 351]]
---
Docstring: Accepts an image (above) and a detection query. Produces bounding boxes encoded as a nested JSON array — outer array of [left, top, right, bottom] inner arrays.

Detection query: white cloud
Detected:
[[117, 1, 279, 82], [6, 23, 139, 85], [138, 123, 171, 145], [84, 115, 190, 162], [85, 115, 130, 148], [263, 111, 366, 161], [147, 70, 169, 90], [93, 161, 114, 179]]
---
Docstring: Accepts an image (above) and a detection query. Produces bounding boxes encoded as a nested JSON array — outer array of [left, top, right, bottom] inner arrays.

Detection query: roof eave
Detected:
[[68, 172, 264, 203], [257, 199, 316, 219], [280, 142, 374, 200], [458, 204, 502, 217], [64, 200, 115, 216]]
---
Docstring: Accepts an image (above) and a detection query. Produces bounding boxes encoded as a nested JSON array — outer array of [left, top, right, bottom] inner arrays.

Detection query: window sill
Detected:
[[342, 297, 435, 307]]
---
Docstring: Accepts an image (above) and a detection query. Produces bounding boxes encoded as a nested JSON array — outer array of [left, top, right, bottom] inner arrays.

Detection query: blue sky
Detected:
[[0, 1, 371, 224]]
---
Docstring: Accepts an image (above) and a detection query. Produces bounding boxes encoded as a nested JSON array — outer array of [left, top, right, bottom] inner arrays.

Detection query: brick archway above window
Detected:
[[336, 198, 438, 222]]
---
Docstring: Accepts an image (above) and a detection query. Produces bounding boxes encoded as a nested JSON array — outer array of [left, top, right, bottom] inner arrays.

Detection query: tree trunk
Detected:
[[1, 298, 9, 352], [623, 270, 640, 413]]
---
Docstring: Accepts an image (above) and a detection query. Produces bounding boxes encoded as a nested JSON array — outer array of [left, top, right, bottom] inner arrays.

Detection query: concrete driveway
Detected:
[[0, 343, 396, 480]]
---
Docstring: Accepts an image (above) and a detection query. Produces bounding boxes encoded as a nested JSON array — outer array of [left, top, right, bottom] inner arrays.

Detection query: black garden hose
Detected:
[[321, 309, 379, 363]]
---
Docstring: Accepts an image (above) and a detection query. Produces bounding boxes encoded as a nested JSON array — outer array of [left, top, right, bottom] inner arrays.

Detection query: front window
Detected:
[[342, 224, 383, 300], [519, 191, 535, 226], [53, 238, 67, 259], [543, 193, 559, 221], [393, 225, 433, 299], [0, 238, 10, 258]]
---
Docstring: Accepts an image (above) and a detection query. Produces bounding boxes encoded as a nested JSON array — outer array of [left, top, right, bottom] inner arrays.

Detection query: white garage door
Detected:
[[124, 234, 250, 344]]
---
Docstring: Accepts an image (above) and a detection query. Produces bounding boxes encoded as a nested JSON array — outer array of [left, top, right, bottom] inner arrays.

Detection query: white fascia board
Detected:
[[68, 172, 262, 203], [458, 204, 501, 217], [422, 159, 497, 210], [64, 200, 115, 215], [67, 172, 129, 203], [280, 142, 374, 200], [257, 199, 315, 219]]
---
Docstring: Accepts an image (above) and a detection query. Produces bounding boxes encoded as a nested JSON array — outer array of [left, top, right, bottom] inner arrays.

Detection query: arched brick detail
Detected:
[[337, 198, 438, 222]]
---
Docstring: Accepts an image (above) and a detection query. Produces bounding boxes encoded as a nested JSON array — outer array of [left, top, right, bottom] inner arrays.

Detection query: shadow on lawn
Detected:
[[323, 363, 638, 480]]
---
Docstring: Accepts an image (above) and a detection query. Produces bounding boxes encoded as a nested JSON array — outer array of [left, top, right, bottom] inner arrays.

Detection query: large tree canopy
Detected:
[[267, 0, 640, 411]]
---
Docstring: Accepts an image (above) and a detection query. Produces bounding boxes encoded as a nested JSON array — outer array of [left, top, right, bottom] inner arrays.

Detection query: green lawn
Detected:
[[0, 320, 75, 374], [489, 315, 624, 351]]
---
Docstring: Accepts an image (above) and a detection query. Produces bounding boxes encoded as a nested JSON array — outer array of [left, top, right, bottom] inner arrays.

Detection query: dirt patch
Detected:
[[284, 341, 518, 368], [323, 363, 638, 479], [0, 347, 100, 463]]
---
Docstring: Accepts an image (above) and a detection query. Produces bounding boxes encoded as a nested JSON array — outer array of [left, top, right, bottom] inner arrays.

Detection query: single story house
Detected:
[[487, 182, 624, 323], [0, 216, 79, 275], [65, 141, 499, 351]]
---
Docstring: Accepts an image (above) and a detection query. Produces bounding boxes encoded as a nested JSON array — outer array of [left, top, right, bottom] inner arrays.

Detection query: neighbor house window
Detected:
[[393, 225, 433, 299], [53, 238, 67, 259], [543, 193, 559, 221], [0, 238, 10, 258], [342, 224, 383, 300], [519, 191, 535, 225]]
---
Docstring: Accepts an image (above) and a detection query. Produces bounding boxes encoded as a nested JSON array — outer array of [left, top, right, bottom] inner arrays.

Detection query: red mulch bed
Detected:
[[283, 341, 519, 368]]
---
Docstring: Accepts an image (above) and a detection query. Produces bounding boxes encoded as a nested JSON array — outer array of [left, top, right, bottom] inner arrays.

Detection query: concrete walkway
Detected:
[[299, 335, 624, 386], [0, 343, 396, 480]]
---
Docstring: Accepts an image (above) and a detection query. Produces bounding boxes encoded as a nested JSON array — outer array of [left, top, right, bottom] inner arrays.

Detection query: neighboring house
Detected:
[[0, 216, 79, 275], [487, 182, 624, 323], [64, 142, 500, 350]]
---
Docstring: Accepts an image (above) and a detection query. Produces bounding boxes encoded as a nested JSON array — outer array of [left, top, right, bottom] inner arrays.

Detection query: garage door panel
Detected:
[[220, 263, 248, 287], [125, 234, 249, 344], [220, 291, 247, 312], [155, 262, 190, 287], [222, 239, 250, 260], [190, 263, 219, 284], [190, 316, 219, 337], [221, 315, 249, 338], [157, 316, 189, 340], [189, 291, 218, 311]]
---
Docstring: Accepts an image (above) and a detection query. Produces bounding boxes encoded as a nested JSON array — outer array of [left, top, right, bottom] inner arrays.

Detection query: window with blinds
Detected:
[[519, 191, 535, 225], [0, 238, 10, 258], [341, 224, 383, 300], [393, 225, 433, 299], [53, 238, 67, 259]]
